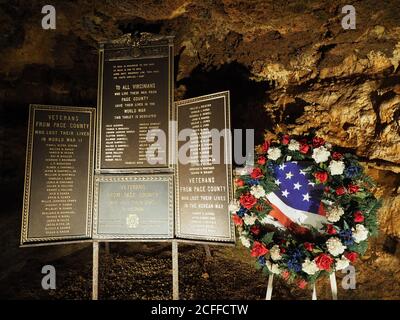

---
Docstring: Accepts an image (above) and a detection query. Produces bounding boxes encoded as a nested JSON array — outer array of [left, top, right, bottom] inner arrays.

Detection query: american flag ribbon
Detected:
[[266, 161, 327, 233]]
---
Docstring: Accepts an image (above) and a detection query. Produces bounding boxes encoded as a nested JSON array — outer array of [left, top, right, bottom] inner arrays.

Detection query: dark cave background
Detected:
[[0, 0, 399, 299]]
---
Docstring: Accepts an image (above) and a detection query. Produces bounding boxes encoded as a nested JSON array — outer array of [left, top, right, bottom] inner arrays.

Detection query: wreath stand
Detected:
[[94, 241, 338, 300], [265, 272, 338, 300]]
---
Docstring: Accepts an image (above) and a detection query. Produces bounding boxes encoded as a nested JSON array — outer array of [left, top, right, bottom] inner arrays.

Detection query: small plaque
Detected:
[[21, 105, 95, 244], [96, 33, 174, 172], [175, 92, 235, 243], [93, 174, 174, 239]]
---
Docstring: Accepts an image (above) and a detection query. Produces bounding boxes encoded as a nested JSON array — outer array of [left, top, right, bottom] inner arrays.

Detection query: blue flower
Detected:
[[287, 249, 303, 272], [237, 207, 246, 217], [290, 248, 302, 259], [339, 229, 354, 246], [258, 256, 266, 266], [248, 179, 260, 186], [287, 258, 302, 273], [344, 165, 361, 179]]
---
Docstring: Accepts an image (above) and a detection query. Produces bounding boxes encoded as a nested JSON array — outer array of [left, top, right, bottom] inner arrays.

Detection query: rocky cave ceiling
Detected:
[[0, 0, 399, 238]]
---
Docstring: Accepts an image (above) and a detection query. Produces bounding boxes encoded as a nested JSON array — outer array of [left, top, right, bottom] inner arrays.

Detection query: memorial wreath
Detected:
[[231, 133, 380, 288]]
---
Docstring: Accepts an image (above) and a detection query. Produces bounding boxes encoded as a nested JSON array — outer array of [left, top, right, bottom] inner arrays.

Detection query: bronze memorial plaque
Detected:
[[175, 92, 235, 243], [93, 174, 174, 240], [21, 105, 95, 245], [96, 33, 174, 173]]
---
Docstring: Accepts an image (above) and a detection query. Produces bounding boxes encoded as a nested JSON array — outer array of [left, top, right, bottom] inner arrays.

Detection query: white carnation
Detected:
[[270, 245, 282, 261], [228, 201, 240, 213], [352, 224, 369, 243], [322, 199, 334, 206], [312, 146, 331, 163], [239, 235, 251, 248], [267, 147, 281, 161], [236, 166, 253, 176], [328, 160, 345, 176], [243, 214, 257, 226], [266, 261, 281, 275], [335, 256, 350, 271], [326, 237, 346, 256], [326, 206, 344, 223], [288, 140, 300, 151], [250, 185, 266, 199], [302, 258, 319, 275]]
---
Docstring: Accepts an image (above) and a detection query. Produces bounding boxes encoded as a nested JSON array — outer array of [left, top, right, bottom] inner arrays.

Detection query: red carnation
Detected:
[[281, 270, 290, 280], [299, 143, 310, 154], [344, 252, 358, 263], [354, 211, 365, 223], [250, 167, 263, 179], [314, 171, 328, 183], [335, 186, 346, 195], [257, 156, 266, 165], [298, 279, 307, 289], [348, 184, 359, 193], [239, 193, 257, 209], [315, 253, 334, 271], [261, 140, 270, 153], [282, 134, 290, 145], [304, 242, 314, 251], [312, 137, 325, 147], [250, 225, 260, 235], [280, 247, 286, 254], [326, 224, 337, 235], [232, 215, 243, 226], [250, 241, 269, 257], [235, 179, 245, 187], [332, 152, 343, 160]]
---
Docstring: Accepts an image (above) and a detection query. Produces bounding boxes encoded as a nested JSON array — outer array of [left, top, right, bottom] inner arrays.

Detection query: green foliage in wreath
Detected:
[[231, 133, 381, 288]]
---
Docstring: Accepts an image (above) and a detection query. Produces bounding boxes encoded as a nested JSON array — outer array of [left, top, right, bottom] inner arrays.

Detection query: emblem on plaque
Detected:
[[126, 214, 139, 229], [132, 47, 142, 57]]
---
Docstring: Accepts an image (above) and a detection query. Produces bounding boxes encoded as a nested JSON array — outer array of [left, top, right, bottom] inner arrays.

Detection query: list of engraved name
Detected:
[[104, 61, 163, 166], [178, 103, 227, 236], [34, 114, 90, 236]]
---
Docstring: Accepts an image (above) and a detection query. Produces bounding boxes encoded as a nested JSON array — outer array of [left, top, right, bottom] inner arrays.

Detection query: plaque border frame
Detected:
[[95, 33, 175, 174], [174, 91, 235, 243], [20, 104, 96, 245], [92, 173, 174, 240]]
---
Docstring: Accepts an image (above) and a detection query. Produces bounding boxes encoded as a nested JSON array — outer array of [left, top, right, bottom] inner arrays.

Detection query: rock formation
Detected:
[[0, 0, 398, 299]]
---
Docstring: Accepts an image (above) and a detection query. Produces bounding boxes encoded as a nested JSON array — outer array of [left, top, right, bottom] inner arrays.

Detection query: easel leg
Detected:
[[92, 241, 99, 300], [105, 242, 110, 255], [265, 274, 274, 300], [172, 240, 179, 300], [329, 272, 338, 300], [204, 245, 212, 258], [312, 283, 317, 300]]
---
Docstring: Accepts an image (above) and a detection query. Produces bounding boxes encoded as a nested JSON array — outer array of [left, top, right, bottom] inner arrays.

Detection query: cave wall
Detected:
[[0, 0, 399, 297]]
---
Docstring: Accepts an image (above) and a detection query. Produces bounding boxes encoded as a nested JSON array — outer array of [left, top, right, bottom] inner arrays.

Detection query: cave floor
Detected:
[[0, 240, 399, 300]]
